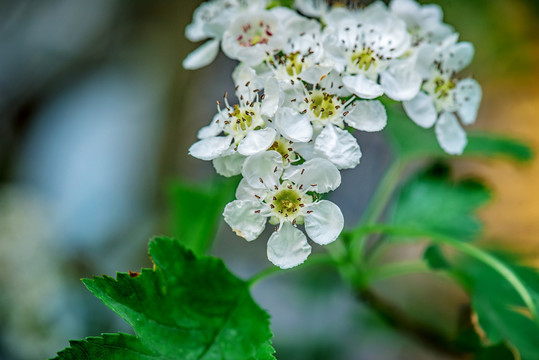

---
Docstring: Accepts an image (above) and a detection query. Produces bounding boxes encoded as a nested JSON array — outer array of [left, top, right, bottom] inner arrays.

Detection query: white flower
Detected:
[[182, 0, 254, 70], [188, 77, 282, 162], [323, 3, 421, 101], [276, 77, 387, 169], [403, 36, 481, 154], [221, 7, 300, 66], [263, 16, 334, 89], [390, 0, 453, 45], [224, 151, 344, 269]]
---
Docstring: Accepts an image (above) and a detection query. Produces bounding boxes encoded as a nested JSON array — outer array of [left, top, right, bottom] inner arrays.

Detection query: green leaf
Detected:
[[53, 238, 275, 360], [384, 104, 533, 162], [168, 176, 238, 255], [463, 132, 533, 161], [390, 164, 491, 240], [54, 333, 155, 359], [457, 255, 539, 360]]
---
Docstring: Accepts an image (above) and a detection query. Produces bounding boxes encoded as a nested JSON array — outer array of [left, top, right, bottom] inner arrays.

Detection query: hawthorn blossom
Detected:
[[262, 16, 334, 90], [276, 76, 387, 169], [403, 35, 482, 154], [182, 0, 260, 69], [323, 3, 421, 101], [390, 0, 453, 45], [189, 77, 282, 163], [184, 0, 483, 268], [224, 151, 344, 268], [221, 7, 303, 66]]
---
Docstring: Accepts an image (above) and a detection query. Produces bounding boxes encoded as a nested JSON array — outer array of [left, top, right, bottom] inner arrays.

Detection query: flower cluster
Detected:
[[185, 0, 481, 268]]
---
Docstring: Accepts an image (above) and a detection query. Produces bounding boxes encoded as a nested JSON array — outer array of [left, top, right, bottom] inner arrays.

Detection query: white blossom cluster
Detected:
[[185, 0, 482, 268]]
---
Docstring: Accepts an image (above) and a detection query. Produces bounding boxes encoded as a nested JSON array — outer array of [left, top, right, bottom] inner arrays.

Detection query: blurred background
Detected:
[[0, 0, 538, 359]]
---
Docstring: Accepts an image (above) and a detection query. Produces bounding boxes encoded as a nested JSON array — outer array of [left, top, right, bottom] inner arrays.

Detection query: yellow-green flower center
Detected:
[[229, 104, 254, 132], [351, 47, 377, 71], [310, 92, 338, 119], [272, 189, 302, 215], [433, 77, 456, 99], [284, 52, 303, 77]]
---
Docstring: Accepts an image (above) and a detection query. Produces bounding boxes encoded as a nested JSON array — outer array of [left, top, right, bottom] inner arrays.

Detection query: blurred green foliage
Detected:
[[390, 164, 491, 240], [167, 176, 239, 255], [384, 104, 533, 161]]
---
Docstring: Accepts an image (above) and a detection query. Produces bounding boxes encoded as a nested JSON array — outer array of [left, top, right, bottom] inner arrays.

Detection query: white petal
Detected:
[[343, 74, 384, 99], [455, 78, 482, 125], [185, 22, 208, 42], [188, 135, 232, 160], [261, 77, 282, 117], [233, 63, 264, 102], [444, 42, 474, 73], [345, 100, 387, 132], [292, 141, 315, 161], [313, 125, 362, 170], [380, 61, 422, 101], [267, 222, 311, 269], [182, 39, 220, 70], [212, 153, 245, 177], [235, 178, 265, 201], [415, 44, 437, 79], [390, 0, 420, 22], [403, 92, 437, 128], [421, 4, 444, 23], [242, 150, 283, 190], [198, 113, 223, 139], [234, 46, 269, 67], [283, 154, 342, 193], [435, 112, 467, 155], [275, 107, 313, 142], [223, 200, 267, 242], [299, 65, 333, 85], [237, 128, 277, 156], [304, 200, 344, 245]]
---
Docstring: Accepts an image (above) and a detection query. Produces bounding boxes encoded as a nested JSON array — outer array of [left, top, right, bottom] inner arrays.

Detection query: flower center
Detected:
[[237, 20, 273, 47], [310, 92, 338, 119], [229, 104, 254, 131], [268, 137, 296, 164], [221, 103, 265, 145], [283, 52, 304, 77], [351, 47, 378, 72], [433, 77, 456, 99], [273, 188, 302, 214], [422, 70, 458, 112], [265, 181, 313, 225]]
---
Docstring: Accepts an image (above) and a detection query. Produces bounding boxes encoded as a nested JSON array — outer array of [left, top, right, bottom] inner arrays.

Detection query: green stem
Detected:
[[365, 260, 430, 284], [355, 224, 539, 321], [248, 254, 337, 287], [350, 159, 406, 266]]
